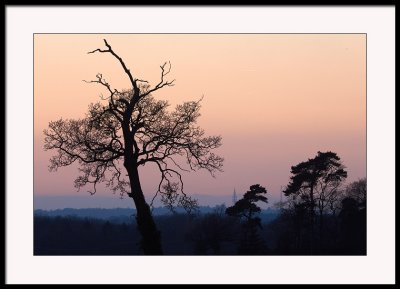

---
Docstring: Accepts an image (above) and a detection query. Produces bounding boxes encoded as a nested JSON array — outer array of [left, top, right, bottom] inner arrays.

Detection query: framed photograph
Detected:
[[5, 6, 395, 284]]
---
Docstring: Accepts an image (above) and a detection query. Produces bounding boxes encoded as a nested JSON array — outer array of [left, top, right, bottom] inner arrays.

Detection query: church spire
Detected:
[[232, 188, 237, 205]]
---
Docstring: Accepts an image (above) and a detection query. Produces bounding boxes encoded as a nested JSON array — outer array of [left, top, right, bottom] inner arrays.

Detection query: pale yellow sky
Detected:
[[34, 34, 366, 203]]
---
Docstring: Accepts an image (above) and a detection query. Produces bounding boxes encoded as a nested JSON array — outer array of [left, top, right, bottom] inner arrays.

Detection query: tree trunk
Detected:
[[127, 166, 163, 255], [309, 186, 315, 254], [319, 211, 324, 253]]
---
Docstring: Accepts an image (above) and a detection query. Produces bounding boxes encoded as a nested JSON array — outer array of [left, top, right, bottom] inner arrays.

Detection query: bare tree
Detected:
[[44, 39, 224, 255]]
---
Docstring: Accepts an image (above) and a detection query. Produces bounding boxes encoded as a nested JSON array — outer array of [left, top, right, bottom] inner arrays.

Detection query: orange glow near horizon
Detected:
[[34, 34, 366, 204]]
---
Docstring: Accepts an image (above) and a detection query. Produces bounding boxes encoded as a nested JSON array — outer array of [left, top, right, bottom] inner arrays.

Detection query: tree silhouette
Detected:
[[338, 196, 366, 254], [344, 178, 366, 210], [338, 178, 366, 254], [187, 204, 238, 254], [226, 184, 268, 254], [43, 39, 224, 255], [283, 151, 347, 253]]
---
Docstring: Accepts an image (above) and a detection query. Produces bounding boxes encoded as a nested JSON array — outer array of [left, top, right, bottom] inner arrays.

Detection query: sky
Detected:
[[34, 34, 366, 207]]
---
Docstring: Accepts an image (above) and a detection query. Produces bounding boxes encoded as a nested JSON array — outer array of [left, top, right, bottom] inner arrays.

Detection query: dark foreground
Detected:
[[34, 206, 365, 255]]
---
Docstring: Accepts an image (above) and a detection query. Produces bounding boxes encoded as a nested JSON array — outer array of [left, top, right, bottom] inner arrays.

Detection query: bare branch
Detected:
[[88, 39, 139, 93], [139, 61, 175, 99], [87, 48, 108, 54]]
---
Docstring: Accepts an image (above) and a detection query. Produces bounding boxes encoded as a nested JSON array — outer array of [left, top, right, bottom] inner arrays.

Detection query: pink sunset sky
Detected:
[[34, 34, 366, 205]]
